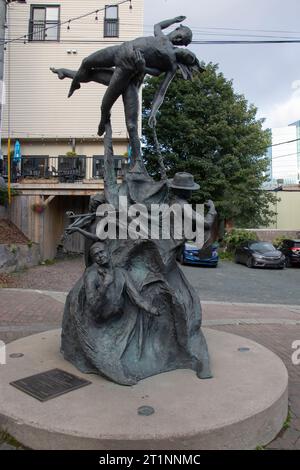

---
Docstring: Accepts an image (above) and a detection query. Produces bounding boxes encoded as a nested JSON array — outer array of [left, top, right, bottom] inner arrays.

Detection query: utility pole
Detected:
[[0, 1, 25, 176], [0, 0, 7, 173]]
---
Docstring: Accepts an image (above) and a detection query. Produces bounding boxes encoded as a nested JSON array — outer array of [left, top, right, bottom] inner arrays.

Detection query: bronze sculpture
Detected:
[[51, 16, 202, 166], [52, 17, 216, 385]]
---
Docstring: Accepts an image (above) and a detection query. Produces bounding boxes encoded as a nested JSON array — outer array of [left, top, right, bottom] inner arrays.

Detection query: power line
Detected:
[[192, 39, 300, 45], [187, 26, 300, 35], [270, 137, 300, 147], [5, 38, 300, 46], [272, 152, 299, 160], [6, 13, 300, 46]]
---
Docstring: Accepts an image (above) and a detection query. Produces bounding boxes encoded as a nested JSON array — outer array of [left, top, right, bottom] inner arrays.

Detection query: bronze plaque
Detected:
[[10, 368, 91, 402]]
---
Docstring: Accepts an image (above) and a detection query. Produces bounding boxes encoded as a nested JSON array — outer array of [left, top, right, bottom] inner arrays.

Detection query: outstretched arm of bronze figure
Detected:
[[204, 200, 217, 230], [148, 67, 177, 128], [154, 16, 186, 37], [66, 226, 99, 242]]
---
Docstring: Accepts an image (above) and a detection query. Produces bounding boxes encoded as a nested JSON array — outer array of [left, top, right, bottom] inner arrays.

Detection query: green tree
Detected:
[[142, 63, 276, 227]]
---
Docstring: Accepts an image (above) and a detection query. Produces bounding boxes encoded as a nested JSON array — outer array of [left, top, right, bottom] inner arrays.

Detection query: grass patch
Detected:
[[39, 259, 56, 266], [283, 409, 292, 431], [219, 251, 234, 261], [0, 430, 24, 449]]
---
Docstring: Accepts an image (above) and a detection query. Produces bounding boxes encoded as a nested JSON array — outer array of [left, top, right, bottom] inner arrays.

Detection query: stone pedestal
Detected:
[[0, 328, 288, 450]]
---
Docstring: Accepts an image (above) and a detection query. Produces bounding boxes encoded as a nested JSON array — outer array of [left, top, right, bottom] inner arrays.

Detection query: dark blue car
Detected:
[[178, 241, 219, 267]]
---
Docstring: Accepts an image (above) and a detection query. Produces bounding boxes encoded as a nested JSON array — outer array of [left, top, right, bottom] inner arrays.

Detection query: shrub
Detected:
[[31, 202, 46, 214], [223, 229, 257, 253], [9, 244, 17, 255], [65, 151, 77, 157], [0, 187, 18, 206], [273, 234, 289, 249], [218, 250, 234, 261]]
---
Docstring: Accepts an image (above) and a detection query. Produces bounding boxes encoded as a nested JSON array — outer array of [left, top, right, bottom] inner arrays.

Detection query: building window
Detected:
[[104, 5, 119, 38], [93, 156, 126, 178], [93, 156, 104, 179], [22, 156, 49, 178], [58, 156, 86, 182], [29, 5, 60, 42], [114, 157, 123, 177]]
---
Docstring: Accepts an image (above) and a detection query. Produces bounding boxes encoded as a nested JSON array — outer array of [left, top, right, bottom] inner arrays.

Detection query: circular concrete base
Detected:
[[0, 328, 288, 450]]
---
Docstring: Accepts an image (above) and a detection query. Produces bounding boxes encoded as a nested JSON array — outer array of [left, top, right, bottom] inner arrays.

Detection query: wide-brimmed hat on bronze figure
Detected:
[[168, 172, 200, 190]]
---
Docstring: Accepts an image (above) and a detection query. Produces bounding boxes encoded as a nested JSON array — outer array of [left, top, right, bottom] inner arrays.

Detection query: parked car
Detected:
[[279, 239, 300, 267], [235, 241, 285, 269], [177, 242, 219, 267]]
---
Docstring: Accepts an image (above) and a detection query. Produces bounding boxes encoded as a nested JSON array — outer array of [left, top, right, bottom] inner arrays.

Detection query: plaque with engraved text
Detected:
[[10, 368, 91, 402]]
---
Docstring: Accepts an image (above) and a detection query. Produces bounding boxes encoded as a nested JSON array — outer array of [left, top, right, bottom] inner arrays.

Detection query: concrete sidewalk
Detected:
[[0, 287, 299, 450]]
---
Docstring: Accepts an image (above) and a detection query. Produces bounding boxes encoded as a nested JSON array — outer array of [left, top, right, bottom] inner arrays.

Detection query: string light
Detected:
[[95, 10, 99, 21], [1, 0, 131, 46], [129, 0, 133, 10]]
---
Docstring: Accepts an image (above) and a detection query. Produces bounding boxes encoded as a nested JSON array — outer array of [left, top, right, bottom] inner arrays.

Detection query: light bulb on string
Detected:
[[129, 0, 133, 10], [67, 21, 71, 31], [95, 10, 99, 21]]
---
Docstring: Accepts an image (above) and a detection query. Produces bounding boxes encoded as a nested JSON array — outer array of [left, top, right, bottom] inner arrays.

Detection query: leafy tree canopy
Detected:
[[142, 63, 276, 228]]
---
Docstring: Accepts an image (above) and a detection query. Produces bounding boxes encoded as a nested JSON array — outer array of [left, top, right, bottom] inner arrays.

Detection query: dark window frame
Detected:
[[93, 155, 126, 178], [58, 155, 86, 180], [104, 4, 119, 38], [28, 4, 61, 42], [93, 156, 105, 179], [21, 155, 49, 178]]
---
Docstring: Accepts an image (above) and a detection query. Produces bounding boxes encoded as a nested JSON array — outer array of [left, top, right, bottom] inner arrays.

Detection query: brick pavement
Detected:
[[5, 256, 84, 292], [0, 286, 299, 450], [0, 290, 64, 343]]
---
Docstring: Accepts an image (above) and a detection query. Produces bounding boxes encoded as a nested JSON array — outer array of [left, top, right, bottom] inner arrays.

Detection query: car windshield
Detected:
[[249, 242, 276, 253]]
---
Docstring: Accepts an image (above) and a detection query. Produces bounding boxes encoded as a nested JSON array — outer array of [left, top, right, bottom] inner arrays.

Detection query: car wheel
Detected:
[[246, 256, 253, 268], [285, 258, 291, 268]]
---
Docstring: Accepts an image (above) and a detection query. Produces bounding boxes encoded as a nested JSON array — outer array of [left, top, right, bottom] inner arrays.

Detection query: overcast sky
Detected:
[[143, 0, 300, 129]]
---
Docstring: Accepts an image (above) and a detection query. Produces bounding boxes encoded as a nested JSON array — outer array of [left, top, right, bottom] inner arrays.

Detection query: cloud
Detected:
[[291, 80, 300, 91], [264, 82, 300, 128]]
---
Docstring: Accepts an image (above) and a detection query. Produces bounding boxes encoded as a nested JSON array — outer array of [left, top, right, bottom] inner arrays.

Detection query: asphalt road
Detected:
[[181, 260, 300, 305]]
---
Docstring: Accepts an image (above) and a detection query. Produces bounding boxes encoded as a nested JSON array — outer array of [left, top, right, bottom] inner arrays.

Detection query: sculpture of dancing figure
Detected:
[[56, 17, 215, 385], [51, 16, 203, 166]]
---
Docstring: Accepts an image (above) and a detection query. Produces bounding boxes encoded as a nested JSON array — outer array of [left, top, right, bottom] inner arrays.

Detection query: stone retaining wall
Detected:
[[245, 229, 300, 243], [0, 243, 40, 273], [0, 206, 7, 219]]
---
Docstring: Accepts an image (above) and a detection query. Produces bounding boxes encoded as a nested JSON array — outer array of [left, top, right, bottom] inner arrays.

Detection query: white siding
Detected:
[[2, 0, 144, 140], [271, 127, 298, 182]]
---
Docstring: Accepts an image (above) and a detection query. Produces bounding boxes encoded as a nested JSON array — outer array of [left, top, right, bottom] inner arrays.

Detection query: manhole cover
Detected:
[[137, 406, 155, 416]]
